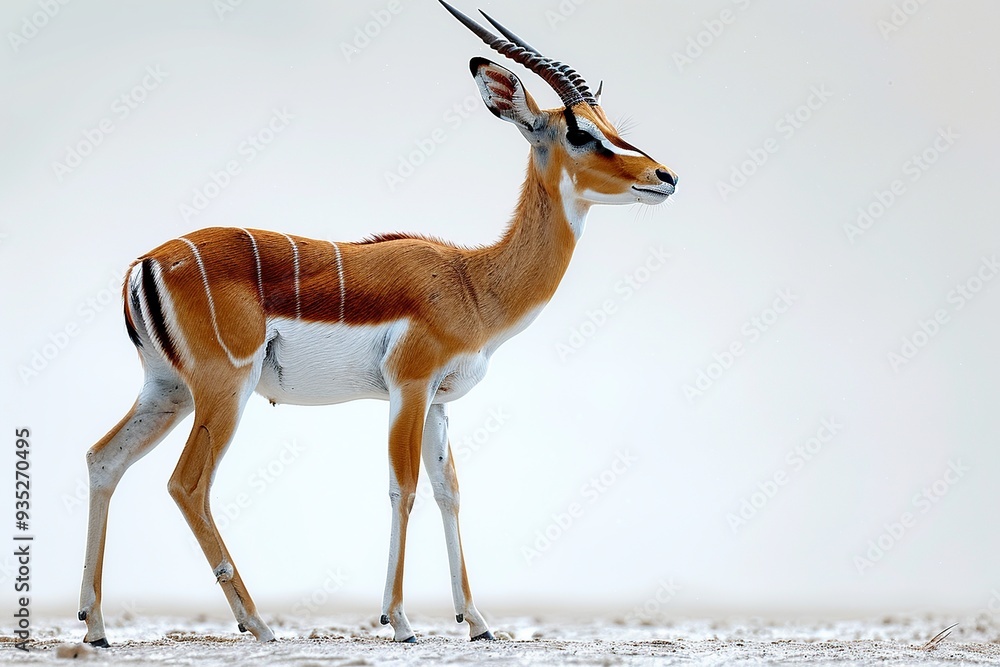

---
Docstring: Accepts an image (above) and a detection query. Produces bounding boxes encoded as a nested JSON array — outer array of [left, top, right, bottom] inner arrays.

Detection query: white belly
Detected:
[[256, 318, 404, 406], [255, 317, 495, 406]]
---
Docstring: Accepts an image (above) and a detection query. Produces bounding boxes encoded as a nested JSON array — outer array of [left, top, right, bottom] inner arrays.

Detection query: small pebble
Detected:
[[56, 642, 95, 659]]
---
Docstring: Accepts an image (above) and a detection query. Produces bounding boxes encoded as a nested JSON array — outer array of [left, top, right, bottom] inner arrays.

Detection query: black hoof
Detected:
[[88, 637, 111, 648], [456, 614, 464, 624], [471, 630, 495, 641], [379, 614, 390, 626], [78, 610, 88, 621], [401, 635, 417, 644], [238, 623, 247, 633]]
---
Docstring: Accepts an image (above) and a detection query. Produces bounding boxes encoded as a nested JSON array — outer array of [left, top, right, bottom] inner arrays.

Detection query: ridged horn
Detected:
[[439, 0, 598, 108]]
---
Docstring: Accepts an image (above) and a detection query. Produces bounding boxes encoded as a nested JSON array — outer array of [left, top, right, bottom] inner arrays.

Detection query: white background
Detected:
[[2, 0, 999, 626]]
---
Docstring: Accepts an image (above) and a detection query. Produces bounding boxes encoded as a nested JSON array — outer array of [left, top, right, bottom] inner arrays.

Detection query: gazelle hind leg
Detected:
[[421, 403, 492, 640], [79, 373, 193, 646], [167, 367, 275, 642], [380, 382, 432, 642]]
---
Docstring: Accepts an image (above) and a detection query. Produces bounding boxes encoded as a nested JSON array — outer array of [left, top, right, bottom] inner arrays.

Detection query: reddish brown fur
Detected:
[[141, 139, 586, 384]]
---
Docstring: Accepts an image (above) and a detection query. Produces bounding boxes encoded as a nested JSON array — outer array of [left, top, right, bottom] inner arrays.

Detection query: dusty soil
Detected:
[[4, 612, 1000, 665]]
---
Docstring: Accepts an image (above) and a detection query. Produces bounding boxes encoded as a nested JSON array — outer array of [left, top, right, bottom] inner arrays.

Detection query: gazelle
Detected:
[[78, 0, 677, 646]]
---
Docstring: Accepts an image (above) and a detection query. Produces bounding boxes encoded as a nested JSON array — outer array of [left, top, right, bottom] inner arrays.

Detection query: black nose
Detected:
[[655, 168, 677, 186]]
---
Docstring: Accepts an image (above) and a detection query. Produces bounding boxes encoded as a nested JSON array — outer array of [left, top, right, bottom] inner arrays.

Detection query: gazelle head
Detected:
[[440, 1, 678, 207]]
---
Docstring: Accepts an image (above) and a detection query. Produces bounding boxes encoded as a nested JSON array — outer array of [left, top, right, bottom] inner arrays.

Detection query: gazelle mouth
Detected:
[[632, 185, 674, 202]]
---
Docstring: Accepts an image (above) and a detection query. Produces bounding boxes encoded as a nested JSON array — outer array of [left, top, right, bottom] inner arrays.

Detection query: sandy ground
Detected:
[[4, 612, 1000, 665]]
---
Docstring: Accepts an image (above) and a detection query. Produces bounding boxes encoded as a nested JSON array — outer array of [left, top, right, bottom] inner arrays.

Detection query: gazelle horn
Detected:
[[439, 0, 599, 108]]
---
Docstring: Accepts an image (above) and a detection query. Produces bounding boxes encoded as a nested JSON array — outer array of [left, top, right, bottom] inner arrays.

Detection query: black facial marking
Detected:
[[563, 108, 612, 156]]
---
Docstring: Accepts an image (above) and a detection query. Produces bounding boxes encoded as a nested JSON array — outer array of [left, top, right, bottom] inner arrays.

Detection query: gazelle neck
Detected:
[[472, 149, 589, 333]]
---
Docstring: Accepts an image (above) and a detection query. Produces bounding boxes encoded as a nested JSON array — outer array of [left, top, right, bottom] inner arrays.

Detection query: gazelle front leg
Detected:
[[421, 403, 493, 640], [380, 381, 432, 642]]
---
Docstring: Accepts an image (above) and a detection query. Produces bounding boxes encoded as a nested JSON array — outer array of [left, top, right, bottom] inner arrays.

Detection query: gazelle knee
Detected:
[[389, 489, 417, 514], [213, 561, 234, 583], [85, 446, 123, 494], [140, 376, 193, 411], [167, 476, 196, 508], [432, 484, 460, 513]]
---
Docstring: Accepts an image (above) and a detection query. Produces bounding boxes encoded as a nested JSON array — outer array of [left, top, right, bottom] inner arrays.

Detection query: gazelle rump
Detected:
[[78, 0, 677, 647]]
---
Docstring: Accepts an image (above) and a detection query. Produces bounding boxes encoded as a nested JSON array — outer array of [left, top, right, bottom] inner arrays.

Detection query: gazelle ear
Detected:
[[470, 57, 543, 134]]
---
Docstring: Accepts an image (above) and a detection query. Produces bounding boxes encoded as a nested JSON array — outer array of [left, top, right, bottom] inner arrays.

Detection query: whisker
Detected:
[[615, 113, 638, 137]]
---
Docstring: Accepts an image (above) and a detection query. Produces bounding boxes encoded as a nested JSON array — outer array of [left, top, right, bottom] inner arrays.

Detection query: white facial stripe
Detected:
[[604, 141, 646, 158], [574, 118, 646, 158]]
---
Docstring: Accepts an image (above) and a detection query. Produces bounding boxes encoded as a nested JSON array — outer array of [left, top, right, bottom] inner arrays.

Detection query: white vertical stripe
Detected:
[[132, 261, 194, 368], [180, 236, 256, 368], [282, 233, 301, 319], [330, 240, 346, 323], [240, 227, 265, 303]]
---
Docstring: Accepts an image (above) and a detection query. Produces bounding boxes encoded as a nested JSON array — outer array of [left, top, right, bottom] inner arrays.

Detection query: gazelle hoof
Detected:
[[88, 637, 110, 648], [400, 635, 417, 643], [471, 630, 495, 641]]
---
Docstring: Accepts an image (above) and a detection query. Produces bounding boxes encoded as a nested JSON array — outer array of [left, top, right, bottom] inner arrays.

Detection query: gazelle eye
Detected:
[[566, 129, 596, 147]]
